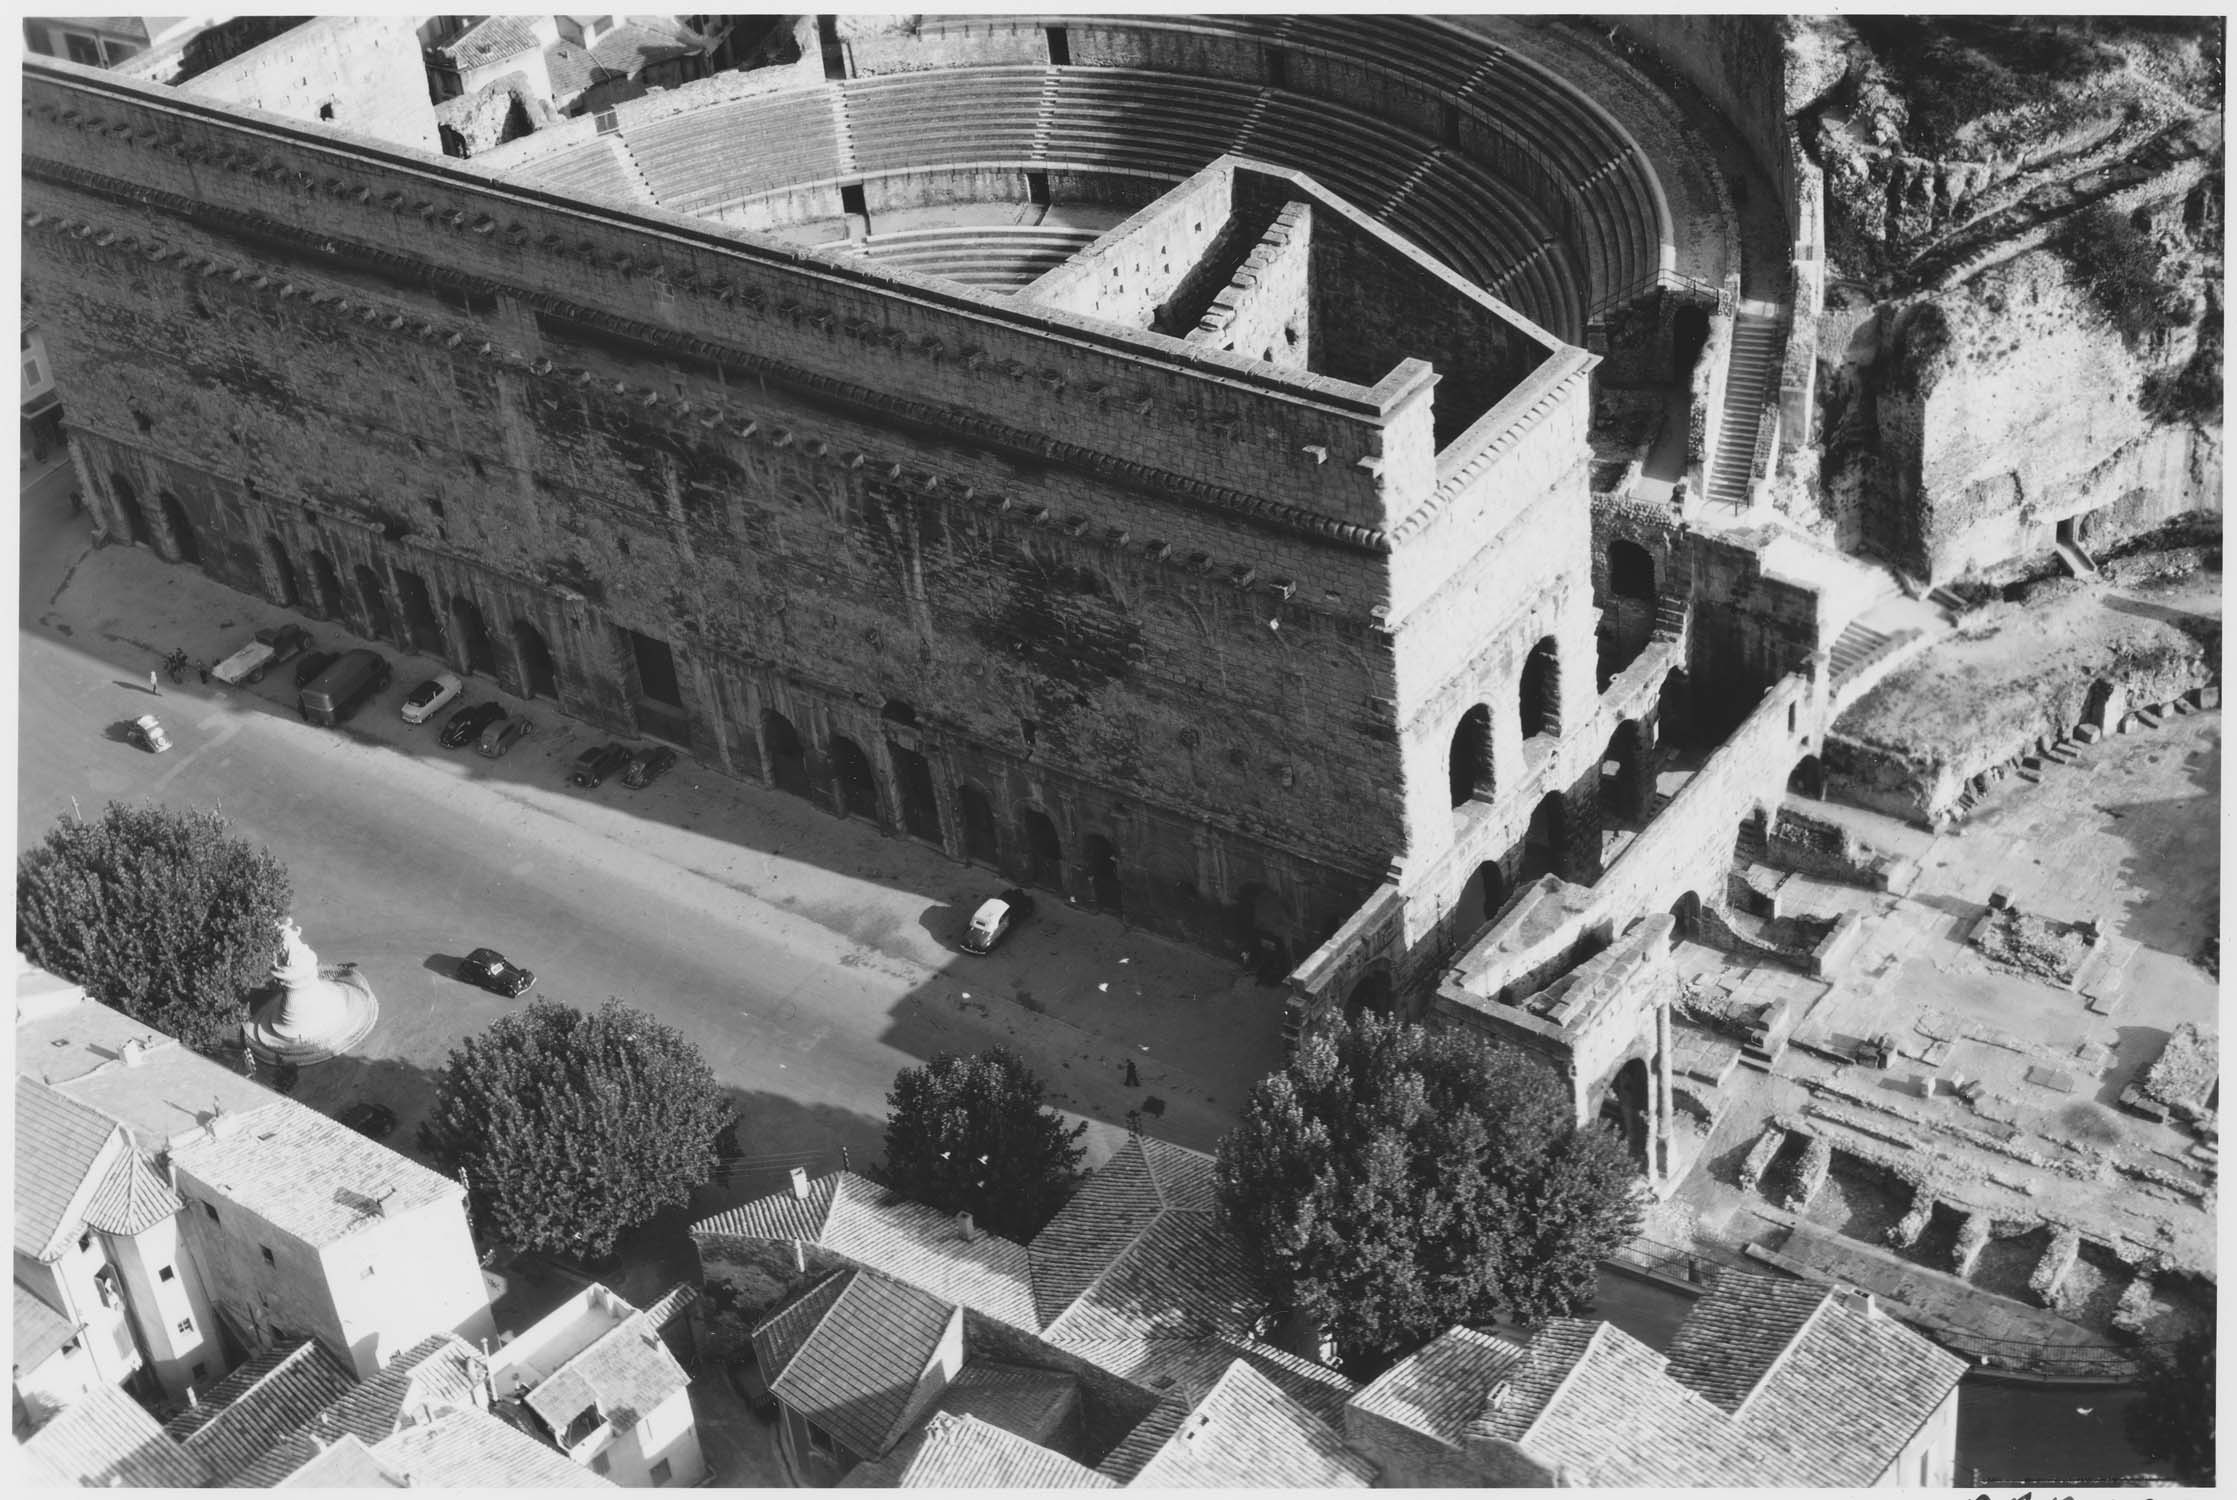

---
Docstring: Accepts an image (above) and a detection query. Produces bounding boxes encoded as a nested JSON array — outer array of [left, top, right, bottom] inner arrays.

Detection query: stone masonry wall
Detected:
[[179, 16, 442, 155]]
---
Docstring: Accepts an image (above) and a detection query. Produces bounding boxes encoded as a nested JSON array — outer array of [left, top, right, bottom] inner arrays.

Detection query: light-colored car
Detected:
[[962, 888, 1037, 954], [400, 672, 464, 725]]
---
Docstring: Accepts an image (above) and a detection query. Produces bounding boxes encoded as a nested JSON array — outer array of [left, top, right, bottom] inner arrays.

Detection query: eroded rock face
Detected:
[[1820, 250, 2220, 580]]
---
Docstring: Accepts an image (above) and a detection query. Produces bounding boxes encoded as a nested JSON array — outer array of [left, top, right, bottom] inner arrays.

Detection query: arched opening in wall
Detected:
[[1656, 667, 1693, 749], [308, 551, 342, 620], [1597, 1057, 1652, 1167], [1599, 718, 1646, 825], [512, 618, 559, 700], [263, 536, 299, 609], [1787, 754, 1826, 798], [1232, 882, 1292, 984], [1448, 704, 1494, 809], [1671, 304, 1711, 382], [1083, 834, 1122, 913], [110, 473, 153, 548], [1021, 808, 1063, 892], [1669, 890, 1702, 945], [881, 699, 917, 726], [1608, 539, 1656, 600], [762, 711, 811, 797], [890, 744, 942, 844], [1343, 969, 1391, 1022], [1457, 858, 1511, 932], [1519, 638, 1559, 741], [1519, 792, 1567, 883], [158, 491, 201, 566], [353, 564, 394, 642], [828, 735, 879, 822], [957, 783, 1000, 865], [395, 570, 445, 657], [1733, 808, 1766, 871], [450, 596, 497, 677]]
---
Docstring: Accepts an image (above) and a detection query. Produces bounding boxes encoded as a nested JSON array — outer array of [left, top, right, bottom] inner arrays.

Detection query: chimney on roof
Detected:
[[120, 1038, 147, 1068], [789, 1167, 810, 1199], [955, 1210, 976, 1243], [1834, 1285, 1878, 1318], [1486, 1379, 1512, 1412]]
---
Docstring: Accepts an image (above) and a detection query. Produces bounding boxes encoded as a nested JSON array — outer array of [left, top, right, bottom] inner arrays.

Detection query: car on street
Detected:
[[621, 745, 678, 788], [569, 742, 633, 788], [478, 715, 534, 758], [260, 624, 313, 664], [127, 713, 171, 754], [400, 672, 464, 725], [440, 700, 507, 749], [293, 649, 339, 688], [962, 888, 1037, 954], [211, 624, 314, 686], [457, 947, 535, 998]]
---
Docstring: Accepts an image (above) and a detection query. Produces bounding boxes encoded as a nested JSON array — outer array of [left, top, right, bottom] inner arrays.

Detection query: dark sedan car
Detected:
[[293, 649, 339, 688], [621, 745, 679, 789], [458, 947, 535, 997], [258, 623, 313, 663], [568, 742, 633, 788], [440, 701, 507, 749]]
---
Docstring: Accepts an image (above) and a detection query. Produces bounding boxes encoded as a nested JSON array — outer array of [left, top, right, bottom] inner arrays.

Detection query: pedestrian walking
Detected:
[[148, 669, 160, 696], [1123, 1057, 1140, 1088], [196, 660, 209, 685]]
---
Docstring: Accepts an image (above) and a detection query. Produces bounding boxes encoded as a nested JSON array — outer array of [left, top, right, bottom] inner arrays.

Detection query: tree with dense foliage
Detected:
[[878, 1047, 1086, 1241], [1216, 1012, 1643, 1378], [2127, 1325, 2214, 1485], [420, 999, 729, 1261], [16, 801, 291, 1050]]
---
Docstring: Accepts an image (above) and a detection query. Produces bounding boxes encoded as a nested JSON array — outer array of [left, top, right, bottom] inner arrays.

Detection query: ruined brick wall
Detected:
[[1187, 203, 1313, 369], [27, 65, 1538, 958], [179, 16, 442, 155], [1591, 498, 1682, 682], [1685, 532, 1825, 736], [1024, 170, 1235, 329]]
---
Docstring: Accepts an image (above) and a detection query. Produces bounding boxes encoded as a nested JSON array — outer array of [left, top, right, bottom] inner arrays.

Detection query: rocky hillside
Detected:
[[1783, 18, 2223, 582]]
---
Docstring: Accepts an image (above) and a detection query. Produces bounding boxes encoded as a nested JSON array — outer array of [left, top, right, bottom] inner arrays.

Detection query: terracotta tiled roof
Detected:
[[164, 1340, 357, 1479], [930, 1360, 1078, 1445], [1126, 1359, 1376, 1489], [753, 1267, 959, 1459], [1043, 1210, 1264, 1346], [225, 1334, 486, 1487], [842, 1411, 1114, 1489], [1732, 1284, 1970, 1487], [15, 1079, 126, 1260], [1466, 1317, 1600, 1443], [81, 1145, 183, 1238], [14, 1283, 81, 1372], [1095, 1397, 1189, 1482], [696, 1172, 1037, 1330], [524, 1310, 690, 1440], [1347, 1325, 1527, 1446], [1487, 1321, 1802, 1487], [1663, 1267, 1830, 1411], [1028, 1135, 1168, 1325], [170, 1103, 461, 1248], [267, 1434, 402, 1487], [443, 15, 542, 66], [19, 1381, 214, 1487], [362, 1405, 615, 1487], [640, 1281, 699, 1330]]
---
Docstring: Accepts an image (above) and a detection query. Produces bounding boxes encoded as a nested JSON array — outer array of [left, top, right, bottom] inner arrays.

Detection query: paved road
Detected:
[[16, 468, 1285, 1202]]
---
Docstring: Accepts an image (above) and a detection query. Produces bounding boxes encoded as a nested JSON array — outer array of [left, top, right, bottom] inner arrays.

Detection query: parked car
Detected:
[[293, 649, 339, 688], [260, 624, 313, 664], [298, 650, 390, 726], [478, 715, 534, 758], [568, 742, 633, 788], [400, 672, 464, 725], [211, 623, 312, 686], [440, 700, 507, 749], [962, 888, 1037, 954], [621, 745, 678, 788], [127, 713, 171, 754], [457, 947, 535, 998]]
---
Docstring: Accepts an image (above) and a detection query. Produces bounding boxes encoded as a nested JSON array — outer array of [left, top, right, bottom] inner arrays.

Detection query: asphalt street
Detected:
[[15, 459, 1287, 1201]]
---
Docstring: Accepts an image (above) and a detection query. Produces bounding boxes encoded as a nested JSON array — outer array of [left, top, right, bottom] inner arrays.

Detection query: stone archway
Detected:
[[1021, 808, 1063, 891], [1520, 791, 1567, 882], [451, 595, 497, 677], [1520, 637, 1559, 741], [1343, 968, 1392, 1020], [828, 735, 879, 821], [158, 490, 201, 566], [1448, 703, 1494, 809], [110, 472, 153, 547], [263, 536, 300, 608], [1457, 857, 1511, 930], [890, 743, 942, 844], [1669, 890, 1703, 945], [1787, 754, 1826, 798], [512, 618, 559, 699], [957, 782, 1000, 864], [308, 551, 343, 620], [353, 563, 394, 642], [1671, 303, 1711, 381], [762, 710, 810, 797], [1599, 718, 1648, 824], [1608, 538, 1656, 599], [394, 569, 445, 657], [1083, 833, 1122, 912], [1599, 1056, 1653, 1167]]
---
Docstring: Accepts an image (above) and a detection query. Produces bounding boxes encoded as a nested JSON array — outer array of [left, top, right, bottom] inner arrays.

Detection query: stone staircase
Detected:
[[1827, 618, 1921, 692], [1650, 539, 1693, 643], [1704, 312, 1783, 512]]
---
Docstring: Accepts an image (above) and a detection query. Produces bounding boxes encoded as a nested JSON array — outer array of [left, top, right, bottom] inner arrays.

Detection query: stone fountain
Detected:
[[245, 917, 379, 1064]]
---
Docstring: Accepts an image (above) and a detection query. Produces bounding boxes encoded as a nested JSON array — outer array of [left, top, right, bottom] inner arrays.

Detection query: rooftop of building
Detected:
[[513, 1299, 693, 1448], [840, 1410, 1115, 1489], [750, 1265, 960, 1459], [16, 1381, 214, 1488], [354, 1404, 617, 1487], [439, 14, 545, 68], [1125, 1358, 1377, 1489], [227, 1333, 489, 1487], [161, 1339, 358, 1481], [14, 1281, 81, 1372], [16, 982, 283, 1149], [15, 1077, 131, 1261]]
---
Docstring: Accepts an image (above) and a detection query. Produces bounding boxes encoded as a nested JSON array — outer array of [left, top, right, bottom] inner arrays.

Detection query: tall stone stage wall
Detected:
[[22, 61, 1596, 961]]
